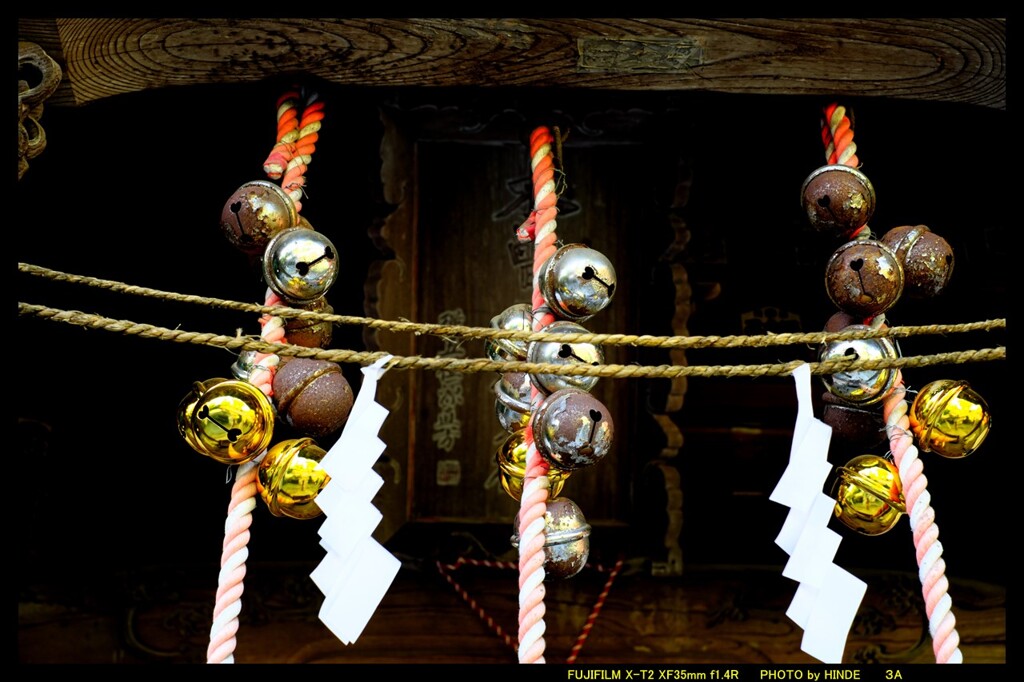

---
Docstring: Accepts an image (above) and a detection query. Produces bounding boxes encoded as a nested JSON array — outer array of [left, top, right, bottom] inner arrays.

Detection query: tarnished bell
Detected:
[[527, 321, 603, 394], [533, 388, 613, 470], [910, 380, 991, 459], [801, 164, 876, 237], [819, 325, 900, 406], [825, 239, 905, 318], [879, 225, 955, 299], [283, 298, 335, 348], [220, 180, 298, 254], [511, 497, 591, 579], [263, 226, 339, 303], [821, 391, 886, 447], [486, 304, 533, 361], [494, 372, 532, 433], [538, 244, 617, 321], [495, 429, 570, 501], [832, 454, 906, 536], [257, 437, 330, 520], [177, 378, 274, 464]]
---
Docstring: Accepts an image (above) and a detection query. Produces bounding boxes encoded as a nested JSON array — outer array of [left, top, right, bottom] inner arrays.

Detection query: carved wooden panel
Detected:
[[366, 97, 697, 536]]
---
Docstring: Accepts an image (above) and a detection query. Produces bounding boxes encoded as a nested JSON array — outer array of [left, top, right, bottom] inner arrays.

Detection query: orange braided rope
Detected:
[[262, 89, 324, 213], [882, 374, 963, 663], [821, 102, 870, 239], [516, 126, 561, 664]]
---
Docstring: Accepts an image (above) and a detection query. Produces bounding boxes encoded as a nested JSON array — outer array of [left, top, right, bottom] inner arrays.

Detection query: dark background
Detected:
[[15, 81, 1011, 660]]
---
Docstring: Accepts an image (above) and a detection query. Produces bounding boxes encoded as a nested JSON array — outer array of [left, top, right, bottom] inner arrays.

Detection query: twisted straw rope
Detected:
[[17, 303, 1006, 378], [517, 126, 560, 664], [883, 376, 963, 663], [18, 263, 1005, 350]]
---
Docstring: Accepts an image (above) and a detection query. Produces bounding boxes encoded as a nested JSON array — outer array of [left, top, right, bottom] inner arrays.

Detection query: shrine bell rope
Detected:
[[823, 103, 961, 663], [514, 125, 564, 663], [207, 88, 323, 664]]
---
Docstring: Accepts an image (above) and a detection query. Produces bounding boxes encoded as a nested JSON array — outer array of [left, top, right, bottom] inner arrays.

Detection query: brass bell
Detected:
[[510, 497, 591, 579], [526, 320, 604, 394], [262, 226, 339, 304], [257, 437, 331, 519], [495, 429, 570, 501], [832, 454, 906, 536], [220, 180, 298, 254], [800, 164, 876, 237], [910, 380, 992, 458], [485, 304, 533, 361], [819, 325, 900, 406], [538, 244, 617, 321], [177, 378, 275, 464], [283, 297, 335, 348], [825, 239, 905, 318], [494, 372, 532, 433], [533, 388, 613, 470], [879, 225, 955, 299]]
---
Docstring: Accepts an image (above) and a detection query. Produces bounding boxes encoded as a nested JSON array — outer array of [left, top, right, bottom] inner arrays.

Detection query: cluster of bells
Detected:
[[177, 180, 356, 520], [489, 244, 618, 578], [802, 163, 992, 536]]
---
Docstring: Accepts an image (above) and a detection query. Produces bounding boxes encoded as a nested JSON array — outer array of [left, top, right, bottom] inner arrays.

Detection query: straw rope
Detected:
[[17, 264, 1006, 350], [17, 303, 1005, 378]]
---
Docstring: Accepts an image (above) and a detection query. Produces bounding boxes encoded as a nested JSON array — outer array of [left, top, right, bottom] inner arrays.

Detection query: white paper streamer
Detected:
[[771, 363, 867, 664], [312, 355, 401, 645]]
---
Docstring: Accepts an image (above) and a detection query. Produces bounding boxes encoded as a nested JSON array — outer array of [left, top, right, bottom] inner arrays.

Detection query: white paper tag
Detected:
[[312, 355, 400, 646]]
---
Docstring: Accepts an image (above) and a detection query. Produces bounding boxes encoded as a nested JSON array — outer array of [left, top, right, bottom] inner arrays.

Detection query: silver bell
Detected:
[[262, 226, 339, 304], [819, 325, 900, 406], [526, 321, 604, 394], [494, 372, 533, 433], [230, 349, 262, 381], [486, 304, 534, 361], [511, 497, 591, 579], [533, 388, 613, 470], [538, 244, 616, 321]]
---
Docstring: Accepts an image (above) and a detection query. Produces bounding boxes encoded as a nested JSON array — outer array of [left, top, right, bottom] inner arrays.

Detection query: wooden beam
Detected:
[[17, 18, 1005, 109]]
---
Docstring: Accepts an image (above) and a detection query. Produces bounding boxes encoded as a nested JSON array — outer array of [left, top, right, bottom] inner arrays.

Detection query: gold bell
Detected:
[[495, 430, 570, 501], [177, 378, 275, 464], [257, 437, 331, 520], [833, 454, 906, 536], [910, 380, 992, 458]]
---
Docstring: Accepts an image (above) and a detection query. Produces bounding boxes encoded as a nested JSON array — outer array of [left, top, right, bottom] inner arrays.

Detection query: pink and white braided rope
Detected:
[[516, 126, 561, 664], [882, 372, 962, 663], [206, 289, 286, 663]]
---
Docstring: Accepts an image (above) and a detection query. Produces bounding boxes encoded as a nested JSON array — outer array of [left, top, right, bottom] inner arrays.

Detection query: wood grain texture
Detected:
[[17, 18, 1005, 108]]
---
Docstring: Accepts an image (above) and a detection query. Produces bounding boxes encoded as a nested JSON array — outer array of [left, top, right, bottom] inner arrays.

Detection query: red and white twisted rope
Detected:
[[516, 126, 561, 664], [882, 374, 962, 664], [208, 90, 324, 663], [821, 102, 961, 663]]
